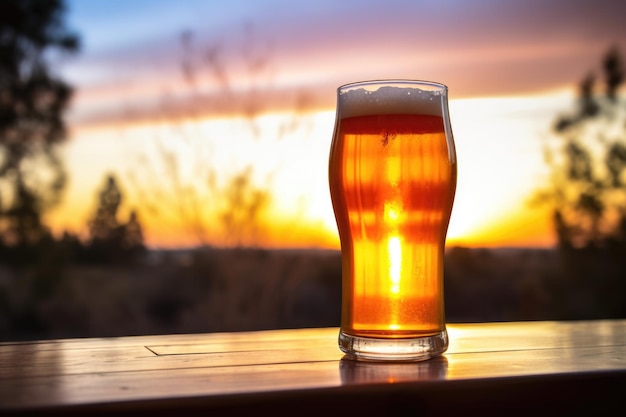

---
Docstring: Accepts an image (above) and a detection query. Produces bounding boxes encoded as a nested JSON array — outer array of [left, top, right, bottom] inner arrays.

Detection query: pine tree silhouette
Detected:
[[86, 175, 145, 264]]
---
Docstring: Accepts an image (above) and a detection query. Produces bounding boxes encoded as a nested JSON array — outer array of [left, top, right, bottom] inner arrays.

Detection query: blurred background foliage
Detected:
[[0, 1, 624, 341]]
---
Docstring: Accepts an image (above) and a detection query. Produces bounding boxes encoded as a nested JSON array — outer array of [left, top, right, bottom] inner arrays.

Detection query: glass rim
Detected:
[[338, 79, 448, 93]]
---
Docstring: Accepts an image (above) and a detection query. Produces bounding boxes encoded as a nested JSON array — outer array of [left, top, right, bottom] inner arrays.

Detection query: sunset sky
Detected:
[[48, 0, 626, 250]]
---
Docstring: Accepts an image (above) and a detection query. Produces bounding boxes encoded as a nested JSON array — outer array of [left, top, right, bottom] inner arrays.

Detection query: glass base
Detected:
[[339, 329, 448, 362]]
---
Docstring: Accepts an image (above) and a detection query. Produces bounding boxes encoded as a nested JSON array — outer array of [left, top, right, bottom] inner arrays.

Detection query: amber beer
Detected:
[[329, 80, 457, 361]]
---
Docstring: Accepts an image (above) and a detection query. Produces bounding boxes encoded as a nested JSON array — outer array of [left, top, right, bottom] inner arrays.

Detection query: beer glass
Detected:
[[328, 80, 457, 361]]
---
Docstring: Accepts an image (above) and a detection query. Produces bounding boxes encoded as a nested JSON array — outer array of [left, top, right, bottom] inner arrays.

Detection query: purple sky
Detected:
[[61, 0, 626, 126]]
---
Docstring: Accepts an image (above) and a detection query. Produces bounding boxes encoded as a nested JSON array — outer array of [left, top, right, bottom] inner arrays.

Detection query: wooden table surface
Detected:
[[1, 320, 625, 416]]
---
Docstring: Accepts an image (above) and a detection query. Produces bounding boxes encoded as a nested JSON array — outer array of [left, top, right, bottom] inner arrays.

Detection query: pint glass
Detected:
[[328, 80, 457, 361]]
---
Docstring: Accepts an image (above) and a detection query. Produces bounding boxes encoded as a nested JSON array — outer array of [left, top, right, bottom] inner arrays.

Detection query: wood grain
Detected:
[[1, 320, 625, 415]]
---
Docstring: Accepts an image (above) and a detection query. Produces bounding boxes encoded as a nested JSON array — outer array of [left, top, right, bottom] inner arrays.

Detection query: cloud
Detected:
[[62, 0, 626, 127]]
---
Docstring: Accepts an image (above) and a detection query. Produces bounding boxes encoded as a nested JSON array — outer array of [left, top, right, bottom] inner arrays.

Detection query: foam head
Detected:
[[338, 81, 446, 118]]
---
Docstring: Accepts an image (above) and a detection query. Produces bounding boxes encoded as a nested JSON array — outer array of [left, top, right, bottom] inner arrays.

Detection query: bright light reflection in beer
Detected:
[[388, 235, 402, 295], [384, 203, 400, 223], [386, 155, 400, 186]]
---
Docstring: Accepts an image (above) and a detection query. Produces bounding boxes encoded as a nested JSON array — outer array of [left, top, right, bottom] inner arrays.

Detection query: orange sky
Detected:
[[48, 0, 626, 249], [52, 93, 565, 250]]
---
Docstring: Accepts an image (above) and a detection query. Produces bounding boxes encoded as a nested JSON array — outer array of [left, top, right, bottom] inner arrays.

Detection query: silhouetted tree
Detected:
[[123, 210, 145, 254], [89, 175, 122, 243], [535, 46, 626, 319], [537, 47, 626, 250], [0, 0, 79, 250], [86, 174, 145, 264]]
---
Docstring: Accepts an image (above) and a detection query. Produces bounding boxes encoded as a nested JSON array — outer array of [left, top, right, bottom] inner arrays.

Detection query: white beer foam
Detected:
[[339, 85, 445, 118]]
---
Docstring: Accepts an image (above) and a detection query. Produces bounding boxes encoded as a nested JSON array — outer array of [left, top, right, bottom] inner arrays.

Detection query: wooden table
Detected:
[[1, 320, 625, 416]]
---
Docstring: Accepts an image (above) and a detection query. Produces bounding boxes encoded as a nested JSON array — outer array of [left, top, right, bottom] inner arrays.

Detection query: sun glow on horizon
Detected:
[[48, 91, 571, 250]]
